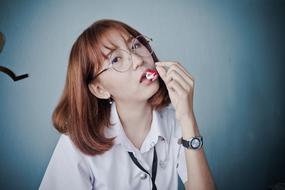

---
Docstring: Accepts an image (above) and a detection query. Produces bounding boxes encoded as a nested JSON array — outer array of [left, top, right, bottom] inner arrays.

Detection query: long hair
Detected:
[[52, 19, 170, 156]]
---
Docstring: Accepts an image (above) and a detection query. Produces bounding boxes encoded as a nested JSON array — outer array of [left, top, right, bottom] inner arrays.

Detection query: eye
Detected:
[[111, 56, 121, 64], [132, 41, 142, 50]]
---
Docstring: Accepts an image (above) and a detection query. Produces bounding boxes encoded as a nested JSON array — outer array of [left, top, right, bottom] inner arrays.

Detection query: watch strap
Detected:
[[178, 136, 203, 150]]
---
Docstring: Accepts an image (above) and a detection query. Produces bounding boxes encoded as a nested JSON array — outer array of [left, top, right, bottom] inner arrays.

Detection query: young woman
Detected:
[[39, 19, 216, 190]]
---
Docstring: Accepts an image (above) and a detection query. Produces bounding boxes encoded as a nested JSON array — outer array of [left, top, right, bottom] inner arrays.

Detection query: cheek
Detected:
[[146, 57, 155, 66], [103, 75, 135, 95]]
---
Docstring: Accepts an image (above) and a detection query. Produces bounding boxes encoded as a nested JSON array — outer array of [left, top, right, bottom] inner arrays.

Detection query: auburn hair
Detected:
[[52, 19, 170, 156]]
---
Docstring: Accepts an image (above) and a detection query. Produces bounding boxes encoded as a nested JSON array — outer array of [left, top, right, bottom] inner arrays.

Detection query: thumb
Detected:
[[156, 66, 167, 81]]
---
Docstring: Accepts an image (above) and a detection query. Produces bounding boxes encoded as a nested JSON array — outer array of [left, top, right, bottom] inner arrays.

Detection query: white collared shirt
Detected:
[[39, 102, 187, 190]]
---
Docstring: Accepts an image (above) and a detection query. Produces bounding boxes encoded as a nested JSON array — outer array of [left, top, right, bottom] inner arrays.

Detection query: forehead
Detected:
[[100, 29, 133, 56]]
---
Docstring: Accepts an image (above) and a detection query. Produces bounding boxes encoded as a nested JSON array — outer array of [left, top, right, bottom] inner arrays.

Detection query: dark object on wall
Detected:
[[0, 31, 29, 81], [0, 32, 4, 53], [0, 66, 29, 81]]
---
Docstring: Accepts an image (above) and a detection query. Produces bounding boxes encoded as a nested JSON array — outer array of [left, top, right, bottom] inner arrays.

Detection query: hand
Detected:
[[155, 61, 195, 121]]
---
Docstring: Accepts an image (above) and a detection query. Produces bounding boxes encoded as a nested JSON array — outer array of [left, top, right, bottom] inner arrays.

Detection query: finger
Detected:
[[166, 65, 194, 87], [165, 70, 190, 91], [156, 66, 167, 81], [156, 66, 179, 95], [156, 65, 194, 93], [168, 79, 186, 96], [168, 64, 194, 82], [155, 61, 176, 67], [156, 66, 178, 94], [156, 61, 195, 81], [156, 66, 181, 89]]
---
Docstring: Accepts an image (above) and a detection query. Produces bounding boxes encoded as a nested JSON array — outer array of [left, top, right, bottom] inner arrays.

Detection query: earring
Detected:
[[109, 98, 113, 104]]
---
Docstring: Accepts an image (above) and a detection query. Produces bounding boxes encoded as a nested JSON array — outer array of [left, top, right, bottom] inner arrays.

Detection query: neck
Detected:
[[115, 101, 153, 149]]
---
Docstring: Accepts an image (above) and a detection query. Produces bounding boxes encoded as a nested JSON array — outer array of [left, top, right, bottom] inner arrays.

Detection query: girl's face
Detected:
[[89, 29, 160, 104]]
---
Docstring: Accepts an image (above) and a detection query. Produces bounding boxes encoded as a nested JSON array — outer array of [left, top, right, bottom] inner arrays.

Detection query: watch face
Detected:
[[191, 138, 201, 149]]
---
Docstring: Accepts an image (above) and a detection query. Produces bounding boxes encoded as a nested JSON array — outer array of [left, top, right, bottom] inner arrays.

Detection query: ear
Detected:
[[88, 82, 111, 99]]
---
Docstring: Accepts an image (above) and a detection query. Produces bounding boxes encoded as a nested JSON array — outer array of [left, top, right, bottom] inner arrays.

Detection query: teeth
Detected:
[[145, 70, 158, 80], [146, 73, 155, 80]]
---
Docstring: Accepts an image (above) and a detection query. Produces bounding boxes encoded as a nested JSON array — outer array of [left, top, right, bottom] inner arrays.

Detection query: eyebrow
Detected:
[[105, 49, 116, 58], [126, 36, 134, 43], [104, 36, 135, 58]]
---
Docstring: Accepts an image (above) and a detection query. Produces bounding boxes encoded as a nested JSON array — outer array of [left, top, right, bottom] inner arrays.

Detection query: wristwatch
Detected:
[[178, 136, 203, 150]]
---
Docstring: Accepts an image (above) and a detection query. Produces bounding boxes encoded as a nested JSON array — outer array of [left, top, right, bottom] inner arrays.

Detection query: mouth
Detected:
[[139, 69, 159, 83]]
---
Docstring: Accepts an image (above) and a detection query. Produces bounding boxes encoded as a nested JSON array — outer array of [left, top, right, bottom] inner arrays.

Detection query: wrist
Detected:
[[177, 110, 195, 123], [178, 114, 200, 138]]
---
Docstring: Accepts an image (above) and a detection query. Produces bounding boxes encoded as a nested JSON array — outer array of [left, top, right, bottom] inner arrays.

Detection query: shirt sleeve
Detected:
[[176, 143, 188, 184], [174, 122, 188, 184], [166, 104, 188, 184], [39, 134, 94, 190]]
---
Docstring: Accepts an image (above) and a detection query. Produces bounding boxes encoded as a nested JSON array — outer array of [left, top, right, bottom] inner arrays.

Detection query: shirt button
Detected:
[[140, 173, 148, 180]]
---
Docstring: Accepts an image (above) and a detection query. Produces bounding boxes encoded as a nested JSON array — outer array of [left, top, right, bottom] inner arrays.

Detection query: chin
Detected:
[[144, 80, 160, 99]]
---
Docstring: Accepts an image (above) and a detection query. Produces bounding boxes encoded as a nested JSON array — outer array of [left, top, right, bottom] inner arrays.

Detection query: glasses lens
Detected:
[[109, 49, 132, 72], [132, 35, 153, 57]]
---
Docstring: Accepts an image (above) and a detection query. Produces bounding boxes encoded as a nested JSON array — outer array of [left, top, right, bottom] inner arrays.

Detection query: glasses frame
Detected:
[[91, 35, 153, 81]]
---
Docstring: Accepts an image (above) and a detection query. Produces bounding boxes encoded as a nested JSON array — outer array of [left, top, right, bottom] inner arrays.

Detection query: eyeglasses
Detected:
[[92, 35, 154, 80]]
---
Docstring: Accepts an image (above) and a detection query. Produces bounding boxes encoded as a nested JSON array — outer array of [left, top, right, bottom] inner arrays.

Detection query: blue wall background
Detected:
[[0, 0, 284, 189]]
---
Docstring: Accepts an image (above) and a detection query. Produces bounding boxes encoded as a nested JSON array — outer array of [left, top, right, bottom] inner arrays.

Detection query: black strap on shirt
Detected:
[[128, 146, 158, 190]]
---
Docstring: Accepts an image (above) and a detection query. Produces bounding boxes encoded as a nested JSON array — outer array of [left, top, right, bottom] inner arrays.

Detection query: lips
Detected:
[[139, 69, 159, 83]]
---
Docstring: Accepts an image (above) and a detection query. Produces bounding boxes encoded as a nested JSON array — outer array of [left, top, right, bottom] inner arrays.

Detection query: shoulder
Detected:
[[45, 133, 94, 177], [52, 134, 88, 161], [39, 134, 95, 189], [55, 134, 76, 153]]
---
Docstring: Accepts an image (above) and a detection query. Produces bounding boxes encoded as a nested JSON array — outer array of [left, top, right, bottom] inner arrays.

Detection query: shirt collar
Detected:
[[104, 102, 168, 153]]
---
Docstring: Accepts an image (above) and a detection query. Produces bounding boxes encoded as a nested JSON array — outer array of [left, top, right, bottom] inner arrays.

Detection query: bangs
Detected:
[[83, 19, 141, 76], [96, 26, 133, 62]]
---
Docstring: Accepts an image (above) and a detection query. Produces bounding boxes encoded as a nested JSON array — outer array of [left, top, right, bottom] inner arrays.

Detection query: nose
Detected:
[[131, 53, 144, 70]]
